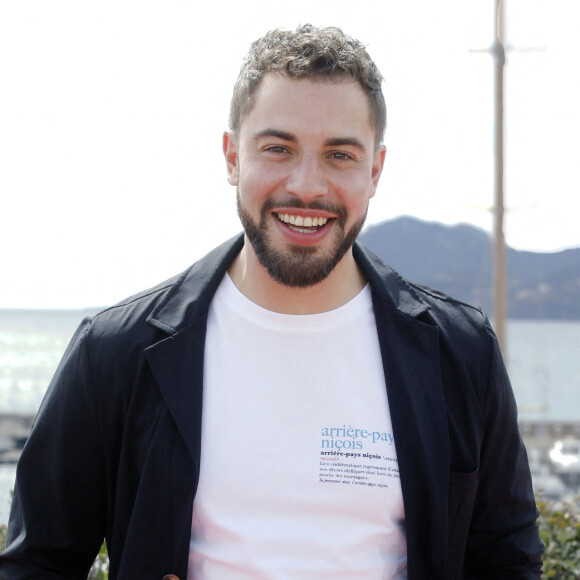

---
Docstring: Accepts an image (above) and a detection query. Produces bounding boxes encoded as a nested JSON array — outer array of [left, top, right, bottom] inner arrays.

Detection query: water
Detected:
[[2, 310, 578, 419], [1, 311, 579, 525], [0, 309, 99, 413], [507, 320, 580, 422], [0, 309, 100, 526]]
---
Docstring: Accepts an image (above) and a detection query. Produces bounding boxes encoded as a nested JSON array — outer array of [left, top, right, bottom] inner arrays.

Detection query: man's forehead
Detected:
[[239, 74, 375, 141]]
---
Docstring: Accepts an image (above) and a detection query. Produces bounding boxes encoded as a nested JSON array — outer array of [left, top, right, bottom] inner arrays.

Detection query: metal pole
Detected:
[[492, 0, 507, 353]]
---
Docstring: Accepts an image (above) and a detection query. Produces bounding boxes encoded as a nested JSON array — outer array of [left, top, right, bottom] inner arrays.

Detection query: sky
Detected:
[[1, 0, 579, 309]]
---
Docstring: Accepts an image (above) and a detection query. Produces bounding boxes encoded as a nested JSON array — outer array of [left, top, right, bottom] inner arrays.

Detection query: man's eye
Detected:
[[330, 151, 353, 161], [265, 146, 288, 154]]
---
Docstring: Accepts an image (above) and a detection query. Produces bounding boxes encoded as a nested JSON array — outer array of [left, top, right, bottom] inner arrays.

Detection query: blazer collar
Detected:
[[146, 234, 245, 334], [352, 242, 431, 320], [147, 234, 431, 333]]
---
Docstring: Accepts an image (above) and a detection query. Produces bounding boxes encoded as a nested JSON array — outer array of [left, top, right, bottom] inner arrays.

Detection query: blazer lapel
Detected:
[[355, 244, 451, 578], [144, 319, 208, 469], [144, 234, 245, 469]]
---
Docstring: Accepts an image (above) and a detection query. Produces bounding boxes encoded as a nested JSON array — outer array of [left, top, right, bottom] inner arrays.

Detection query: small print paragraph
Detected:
[[318, 425, 400, 488]]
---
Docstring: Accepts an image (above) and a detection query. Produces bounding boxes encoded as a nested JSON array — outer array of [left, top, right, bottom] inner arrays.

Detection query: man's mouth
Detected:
[[276, 213, 331, 234]]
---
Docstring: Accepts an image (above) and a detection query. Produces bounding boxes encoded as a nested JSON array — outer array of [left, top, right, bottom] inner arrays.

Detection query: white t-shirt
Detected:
[[189, 274, 407, 579]]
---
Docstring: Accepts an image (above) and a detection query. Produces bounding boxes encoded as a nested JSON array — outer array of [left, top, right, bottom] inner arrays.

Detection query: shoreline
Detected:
[[0, 414, 35, 464], [0, 413, 579, 464]]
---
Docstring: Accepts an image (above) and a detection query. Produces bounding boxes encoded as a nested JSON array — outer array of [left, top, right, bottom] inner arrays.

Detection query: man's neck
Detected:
[[227, 240, 366, 315]]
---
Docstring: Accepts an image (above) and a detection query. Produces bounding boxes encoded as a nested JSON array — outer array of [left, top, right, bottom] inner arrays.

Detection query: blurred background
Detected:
[[1, 0, 579, 523]]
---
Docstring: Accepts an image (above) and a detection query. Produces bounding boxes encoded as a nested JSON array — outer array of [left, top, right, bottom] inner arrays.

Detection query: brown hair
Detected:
[[229, 24, 386, 149]]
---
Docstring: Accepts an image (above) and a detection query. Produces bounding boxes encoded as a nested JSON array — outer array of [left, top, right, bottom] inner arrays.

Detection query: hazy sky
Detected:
[[1, 0, 578, 308]]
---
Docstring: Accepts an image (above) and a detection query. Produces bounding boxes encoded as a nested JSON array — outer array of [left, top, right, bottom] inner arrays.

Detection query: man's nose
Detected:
[[285, 157, 328, 201]]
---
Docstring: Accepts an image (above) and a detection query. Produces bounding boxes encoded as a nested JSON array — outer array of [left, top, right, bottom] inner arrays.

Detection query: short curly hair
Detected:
[[229, 24, 386, 149]]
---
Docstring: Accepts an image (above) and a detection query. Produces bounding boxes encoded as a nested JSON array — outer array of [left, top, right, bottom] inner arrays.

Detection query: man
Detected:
[[0, 24, 543, 579]]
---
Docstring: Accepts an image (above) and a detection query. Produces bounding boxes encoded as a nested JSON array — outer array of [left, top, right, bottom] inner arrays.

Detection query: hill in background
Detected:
[[358, 216, 580, 320]]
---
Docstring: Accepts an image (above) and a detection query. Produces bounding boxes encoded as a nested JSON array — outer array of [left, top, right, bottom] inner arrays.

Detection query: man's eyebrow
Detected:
[[324, 137, 367, 150], [253, 129, 297, 142], [252, 131, 367, 151]]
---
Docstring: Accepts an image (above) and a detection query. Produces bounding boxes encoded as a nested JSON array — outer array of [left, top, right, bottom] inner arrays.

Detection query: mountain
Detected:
[[358, 216, 580, 320]]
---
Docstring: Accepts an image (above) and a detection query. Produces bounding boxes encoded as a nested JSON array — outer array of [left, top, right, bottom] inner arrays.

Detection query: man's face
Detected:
[[224, 74, 386, 288]]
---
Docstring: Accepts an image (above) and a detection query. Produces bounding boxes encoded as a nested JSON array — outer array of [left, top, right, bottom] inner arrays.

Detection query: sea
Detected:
[[0, 310, 579, 525]]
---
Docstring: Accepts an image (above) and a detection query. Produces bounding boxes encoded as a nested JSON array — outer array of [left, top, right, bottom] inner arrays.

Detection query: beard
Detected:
[[237, 190, 367, 288]]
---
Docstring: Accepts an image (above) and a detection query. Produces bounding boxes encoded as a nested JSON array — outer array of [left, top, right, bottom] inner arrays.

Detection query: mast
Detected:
[[492, 0, 507, 353]]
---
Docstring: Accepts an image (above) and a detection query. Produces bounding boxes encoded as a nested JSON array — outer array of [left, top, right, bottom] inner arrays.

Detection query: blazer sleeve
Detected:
[[462, 320, 544, 577], [0, 318, 107, 579]]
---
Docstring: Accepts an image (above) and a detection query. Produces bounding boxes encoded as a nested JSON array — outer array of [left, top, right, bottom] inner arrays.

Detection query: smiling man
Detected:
[[0, 25, 542, 580], [226, 73, 385, 312]]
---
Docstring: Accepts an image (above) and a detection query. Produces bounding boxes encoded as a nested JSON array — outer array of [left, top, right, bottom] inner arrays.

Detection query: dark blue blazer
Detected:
[[0, 234, 543, 579]]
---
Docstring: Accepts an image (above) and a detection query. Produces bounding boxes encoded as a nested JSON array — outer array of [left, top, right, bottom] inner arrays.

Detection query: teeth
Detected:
[[277, 213, 329, 227]]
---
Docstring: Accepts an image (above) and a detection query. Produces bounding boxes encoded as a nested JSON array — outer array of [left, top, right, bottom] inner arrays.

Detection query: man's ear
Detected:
[[223, 131, 239, 186], [369, 145, 387, 199]]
